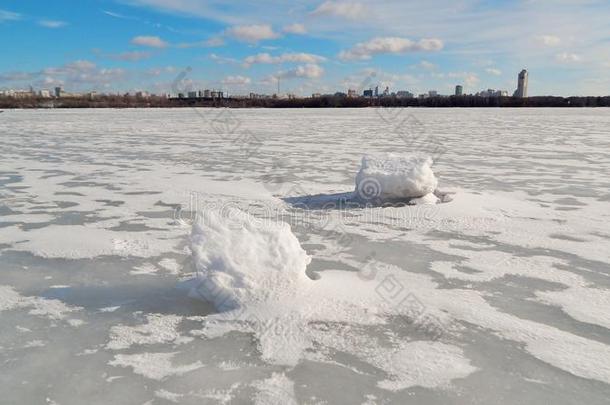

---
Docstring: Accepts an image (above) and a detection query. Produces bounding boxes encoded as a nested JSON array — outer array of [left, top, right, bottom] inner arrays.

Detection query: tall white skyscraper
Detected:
[[514, 69, 528, 98]]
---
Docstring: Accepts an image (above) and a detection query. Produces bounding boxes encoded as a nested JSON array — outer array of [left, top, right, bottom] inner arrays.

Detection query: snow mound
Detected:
[[188, 210, 313, 311], [355, 154, 438, 202]]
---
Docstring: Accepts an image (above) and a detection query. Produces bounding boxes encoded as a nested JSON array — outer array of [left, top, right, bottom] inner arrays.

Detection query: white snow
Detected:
[[409, 192, 440, 205], [158, 258, 181, 274], [0, 285, 24, 312], [0, 285, 80, 321], [107, 314, 192, 350], [2, 108, 610, 404], [154, 389, 183, 403], [185, 210, 477, 386], [0, 225, 180, 259], [108, 352, 203, 380], [129, 263, 159, 276], [374, 341, 477, 390], [536, 287, 610, 330], [188, 210, 313, 312], [354, 154, 438, 200], [251, 373, 298, 405]]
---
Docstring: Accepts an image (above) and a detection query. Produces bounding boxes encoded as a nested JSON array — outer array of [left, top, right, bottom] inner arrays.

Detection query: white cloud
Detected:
[[131, 36, 168, 48], [243, 52, 326, 67], [64, 60, 97, 71], [225, 24, 279, 43], [146, 66, 177, 76], [536, 35, 561, 47], [439, 71, 479, 87], [462, 74, 479, 87], [311, 1, 367, 20], [0, 71, 38, 82], [272, 64, 325, 80], [209, 54, 239, 64], [556, 52, 581, 63], [87, 0, 610, 95], [36, 60, 128, 90], [342, 68, 418, 92], [102, 10, 133, 20], [0, 9, 20, 22], [38, 20, 67, 28], [418, 60, 438, 70], [111, 51, 152, 62], [283, 23, 307, 35], [205, 37, 225, 47], [485, 68, 502, 76], [339, 37, 444, 60], [222, 75, 251, 85], [177, 37, 225, 48]]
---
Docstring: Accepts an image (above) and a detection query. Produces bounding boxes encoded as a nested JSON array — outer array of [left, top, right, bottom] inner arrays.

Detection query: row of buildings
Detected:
[[1, 70, 530, 101], [0, 86, 111, 99], [457, 69, 527, 98], [351, 69, 529, 100], [175, 89, 224, 99]]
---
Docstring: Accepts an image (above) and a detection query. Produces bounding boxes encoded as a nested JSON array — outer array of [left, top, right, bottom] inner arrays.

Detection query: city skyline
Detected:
[[1, 1, 609, 96], [0, 69, 527, 100]]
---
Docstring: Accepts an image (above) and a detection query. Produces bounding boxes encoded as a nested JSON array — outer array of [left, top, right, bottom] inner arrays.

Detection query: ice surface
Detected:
[[108, 352, 203, 380], [355, 154, 438, 200], [185, 208, 476, 385], [1, 108, 610, 404]]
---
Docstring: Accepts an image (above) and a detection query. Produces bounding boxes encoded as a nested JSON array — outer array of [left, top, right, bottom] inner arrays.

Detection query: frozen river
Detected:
[[1, 108, 609, 404]]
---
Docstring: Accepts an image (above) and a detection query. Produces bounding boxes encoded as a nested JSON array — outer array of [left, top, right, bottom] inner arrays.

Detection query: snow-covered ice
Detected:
[[1, 108, 610, 404]]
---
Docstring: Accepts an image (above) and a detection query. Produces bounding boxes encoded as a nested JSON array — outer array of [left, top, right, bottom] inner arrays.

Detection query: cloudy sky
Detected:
[[1, 0, 609, 96]]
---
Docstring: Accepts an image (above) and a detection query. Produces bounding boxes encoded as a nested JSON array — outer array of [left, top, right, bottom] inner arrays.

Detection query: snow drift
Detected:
[[188, 210, 313, 311], [355, 154, 438, 203]]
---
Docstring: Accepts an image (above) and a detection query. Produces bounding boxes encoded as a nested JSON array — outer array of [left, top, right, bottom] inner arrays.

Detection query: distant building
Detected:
[[7, 89, 33, 98], [476, 88, 508, 98], [428, 90, 438, 98], [455, 85, 463, 96], [250, 92, 270, 99], [382, 86, 390, 96], [54, 86, 63, 98], [514, 69, 528, 98], [347, 89, 357, 98], [39, 90, 51, 98], [363, 89, 373, 97], [311, 93, 322, 98], [135, 91, 149, 98], [187, 91, 198, 98], [374, 86, 379, 97], [396, 91, 413, 99], [204, 89, 211, 98]]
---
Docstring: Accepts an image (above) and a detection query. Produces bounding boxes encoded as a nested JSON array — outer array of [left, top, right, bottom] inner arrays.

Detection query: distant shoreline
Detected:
[[1, 95, 609, 109]]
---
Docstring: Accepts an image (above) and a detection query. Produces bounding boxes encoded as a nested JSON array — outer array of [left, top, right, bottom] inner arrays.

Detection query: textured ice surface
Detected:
[[1, 108, 610, 404]]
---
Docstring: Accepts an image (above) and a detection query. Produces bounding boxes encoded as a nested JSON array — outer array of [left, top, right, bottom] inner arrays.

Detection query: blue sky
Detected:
[[1, 0, 609, 96]]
